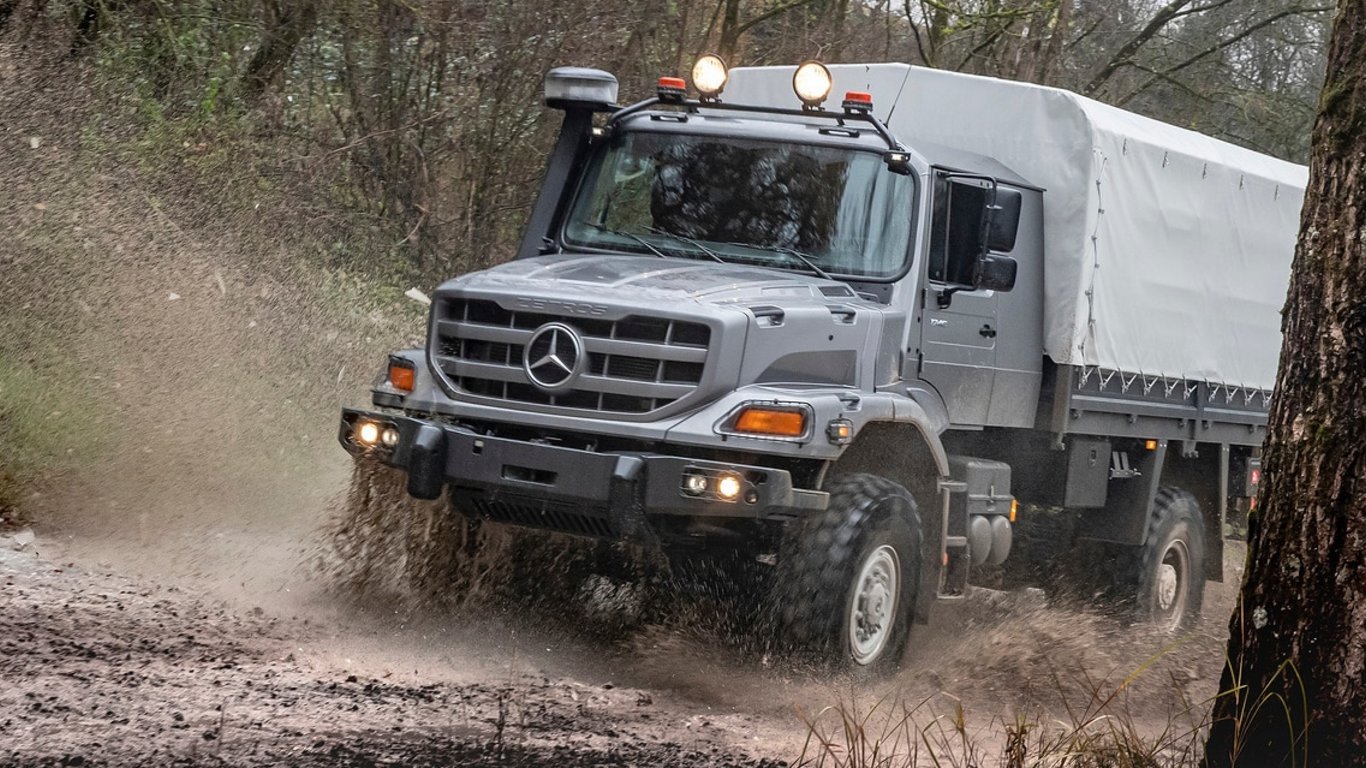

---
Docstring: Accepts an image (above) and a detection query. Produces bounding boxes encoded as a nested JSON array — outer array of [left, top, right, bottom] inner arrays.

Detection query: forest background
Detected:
[[0, 0, 1330, 284]]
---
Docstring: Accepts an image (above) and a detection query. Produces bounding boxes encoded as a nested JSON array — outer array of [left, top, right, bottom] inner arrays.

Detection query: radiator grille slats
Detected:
[[431, 297, 712, 415]]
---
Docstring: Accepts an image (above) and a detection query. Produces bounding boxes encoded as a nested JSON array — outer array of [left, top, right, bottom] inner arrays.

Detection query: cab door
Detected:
[[918, 175, 999, 426]]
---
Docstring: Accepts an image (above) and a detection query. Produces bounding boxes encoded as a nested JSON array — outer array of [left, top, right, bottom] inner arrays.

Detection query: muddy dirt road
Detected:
[[1, 518, 1243, 767], [0, 538, 791, 767]]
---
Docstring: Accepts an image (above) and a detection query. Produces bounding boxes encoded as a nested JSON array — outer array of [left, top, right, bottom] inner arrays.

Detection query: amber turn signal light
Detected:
[[733, 407, 807, 437], [388, 357, 416, 393]]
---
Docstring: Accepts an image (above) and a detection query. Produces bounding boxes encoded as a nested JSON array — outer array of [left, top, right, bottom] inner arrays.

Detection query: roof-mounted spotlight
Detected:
[[793, 61, 833, 109], [691, 54, 728, 99]]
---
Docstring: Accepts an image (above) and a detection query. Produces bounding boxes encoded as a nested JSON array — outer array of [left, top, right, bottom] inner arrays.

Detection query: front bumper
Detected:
[[339, 409, 827, 541]]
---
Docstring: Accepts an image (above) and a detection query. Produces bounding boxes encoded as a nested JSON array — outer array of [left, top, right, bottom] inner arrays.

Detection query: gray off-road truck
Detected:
[[340, 58, 1304, 670]]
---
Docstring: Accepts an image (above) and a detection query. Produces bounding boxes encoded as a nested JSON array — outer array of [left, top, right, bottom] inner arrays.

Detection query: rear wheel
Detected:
[[772, 474, 921, 671], [1135, 487, 1205, 632]]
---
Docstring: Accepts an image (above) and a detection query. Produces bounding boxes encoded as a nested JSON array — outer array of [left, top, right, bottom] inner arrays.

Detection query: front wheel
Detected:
[[772, 474, 922, 671]]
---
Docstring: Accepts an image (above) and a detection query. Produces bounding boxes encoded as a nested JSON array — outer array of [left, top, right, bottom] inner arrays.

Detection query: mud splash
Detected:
[[317, 460, 669, 631]]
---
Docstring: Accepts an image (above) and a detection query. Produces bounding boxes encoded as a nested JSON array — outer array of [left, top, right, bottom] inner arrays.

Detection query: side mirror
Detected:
[[986, 188, 1022, 252], [975, 252, 1017, 292]]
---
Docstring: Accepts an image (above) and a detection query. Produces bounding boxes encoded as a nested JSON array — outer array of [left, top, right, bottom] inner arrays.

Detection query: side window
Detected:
[[928, 176, 989, 286]]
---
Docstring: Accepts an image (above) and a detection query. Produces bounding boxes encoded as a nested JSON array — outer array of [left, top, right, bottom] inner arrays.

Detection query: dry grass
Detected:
[[793, 675, 1208, 768]]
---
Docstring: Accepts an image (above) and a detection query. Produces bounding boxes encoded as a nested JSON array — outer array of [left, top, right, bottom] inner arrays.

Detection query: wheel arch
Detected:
[[828, 419, 949, 625], [1161, 444, 1226, 583]]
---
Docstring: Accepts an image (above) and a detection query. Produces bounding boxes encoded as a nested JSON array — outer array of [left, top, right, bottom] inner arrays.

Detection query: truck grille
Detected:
[[431, 298, 711, 415]]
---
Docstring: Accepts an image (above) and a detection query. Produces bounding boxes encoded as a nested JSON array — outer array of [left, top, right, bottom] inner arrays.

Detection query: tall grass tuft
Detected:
[[794, 669, 1210, 768]]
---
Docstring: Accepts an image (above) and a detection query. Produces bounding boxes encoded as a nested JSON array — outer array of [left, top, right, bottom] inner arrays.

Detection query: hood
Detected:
[[447, 252, 863, 307]]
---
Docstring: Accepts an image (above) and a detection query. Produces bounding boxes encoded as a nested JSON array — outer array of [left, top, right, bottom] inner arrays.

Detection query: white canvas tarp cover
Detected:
[[726, 64, 1307, 392]]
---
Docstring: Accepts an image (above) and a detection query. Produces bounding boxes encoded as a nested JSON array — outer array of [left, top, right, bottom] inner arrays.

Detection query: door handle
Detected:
[[979, 324, 997, 338]]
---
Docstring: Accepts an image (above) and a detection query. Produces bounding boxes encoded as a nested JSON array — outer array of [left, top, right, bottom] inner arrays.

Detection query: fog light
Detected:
[[381, 427, 400, 448], [356, 422, 380, 446], [715, 473, 743, 501], [682, 473, 709, 496]]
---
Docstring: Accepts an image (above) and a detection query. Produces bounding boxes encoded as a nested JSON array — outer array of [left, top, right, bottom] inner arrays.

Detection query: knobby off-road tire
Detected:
[[772, 473, 922, 671], [1135, 487, 1206, 633]]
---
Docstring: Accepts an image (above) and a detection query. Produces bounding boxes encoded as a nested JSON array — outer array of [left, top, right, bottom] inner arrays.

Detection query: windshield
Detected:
[[563, 131, 917, 279]]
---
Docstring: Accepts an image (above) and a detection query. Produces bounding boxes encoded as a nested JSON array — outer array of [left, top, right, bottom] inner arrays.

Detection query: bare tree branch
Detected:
[[733, 0, 822, 38], [1115, 5, 1333, 107], [1083, 0, 1196, 96]]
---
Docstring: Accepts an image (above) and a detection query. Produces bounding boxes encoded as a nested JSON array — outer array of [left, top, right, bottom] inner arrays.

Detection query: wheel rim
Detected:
[[1153, 537, 1190, 632], [848, 544, 901, 665]]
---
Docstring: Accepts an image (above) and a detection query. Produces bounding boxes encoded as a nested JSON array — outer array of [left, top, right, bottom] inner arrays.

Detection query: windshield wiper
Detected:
[[771, 247, 834, 281], [646, 227, 726, 264], [710, 240, 836, 280], [588, 224, 669, 259]]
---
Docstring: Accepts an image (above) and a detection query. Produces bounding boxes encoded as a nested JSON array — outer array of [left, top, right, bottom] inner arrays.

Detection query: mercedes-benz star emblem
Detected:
[[524, 323, 584, 390]]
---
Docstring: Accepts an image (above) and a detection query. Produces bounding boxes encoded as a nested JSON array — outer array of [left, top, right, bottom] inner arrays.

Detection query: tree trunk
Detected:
[[240, 0, 318, 103], [1203, 2, 1366, 766], [718, 0, 741, 62]]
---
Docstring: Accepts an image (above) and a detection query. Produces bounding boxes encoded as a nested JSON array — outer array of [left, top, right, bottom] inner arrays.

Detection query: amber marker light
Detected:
[[842, 90, 873, 112], [388, 357, 416, 393], [733, 406, 808, 438], [1010, 498, 1019, 523], [657, 76, 687, 101], [1145, 439, 1158, 450]]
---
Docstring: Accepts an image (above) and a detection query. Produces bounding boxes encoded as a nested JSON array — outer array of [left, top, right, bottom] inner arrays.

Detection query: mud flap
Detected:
[[407, 424, 448, 500]]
